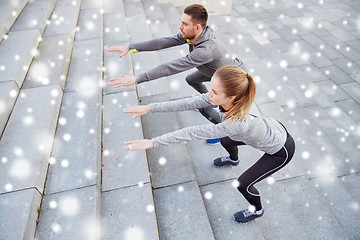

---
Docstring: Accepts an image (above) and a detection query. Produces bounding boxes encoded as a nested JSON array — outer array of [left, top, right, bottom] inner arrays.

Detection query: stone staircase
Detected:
[[0, 0, 359, 239]]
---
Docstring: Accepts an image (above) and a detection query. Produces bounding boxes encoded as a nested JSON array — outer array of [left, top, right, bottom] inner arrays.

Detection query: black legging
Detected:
[[221, 131, 295, 211]]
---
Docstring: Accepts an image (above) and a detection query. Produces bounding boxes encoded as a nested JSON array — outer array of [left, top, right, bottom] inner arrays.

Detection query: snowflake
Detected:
[[204, 191, 213, 199], [124, 226, 144, 240], [60, 196, 79, 216], [146, 204, 155, 212], [49, 200, 57, 208], [302, 151, 310, 159], [61, 159, 69, 167], [51, 223, 61, 233], [158, 157, 166, 165], [63, 133, 71, 141], [267, 177, 275, 184], [10, 159, 31, 179]]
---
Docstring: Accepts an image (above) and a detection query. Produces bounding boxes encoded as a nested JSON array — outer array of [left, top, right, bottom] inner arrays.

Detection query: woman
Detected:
[[122, 66, 295, 223]]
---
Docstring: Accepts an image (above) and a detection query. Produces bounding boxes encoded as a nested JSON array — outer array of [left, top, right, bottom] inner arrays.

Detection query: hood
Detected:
[[191, 26, 215, 46]]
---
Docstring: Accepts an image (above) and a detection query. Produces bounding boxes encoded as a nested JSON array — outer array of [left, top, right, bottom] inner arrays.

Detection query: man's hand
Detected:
[[123, 105, 151, 118], [106, 45, 129, 58], [124, 139, 153, 150], [109, 75, 136, 87]]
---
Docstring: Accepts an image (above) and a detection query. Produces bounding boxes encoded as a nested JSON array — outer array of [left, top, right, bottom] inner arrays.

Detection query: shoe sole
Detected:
[[214, 164, 238, 168]]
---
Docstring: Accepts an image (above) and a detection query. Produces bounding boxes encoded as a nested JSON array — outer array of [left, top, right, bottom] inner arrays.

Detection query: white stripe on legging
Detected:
[[246, 146, 289, 197]]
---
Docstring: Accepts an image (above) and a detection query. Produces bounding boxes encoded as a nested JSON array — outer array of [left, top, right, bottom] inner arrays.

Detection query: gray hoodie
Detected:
[[150, 94, 288, 155], [128, 26, 243, 83]]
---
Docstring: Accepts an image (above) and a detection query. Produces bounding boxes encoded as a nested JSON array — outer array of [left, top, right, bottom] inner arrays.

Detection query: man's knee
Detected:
[[185, 74, 194, 85]]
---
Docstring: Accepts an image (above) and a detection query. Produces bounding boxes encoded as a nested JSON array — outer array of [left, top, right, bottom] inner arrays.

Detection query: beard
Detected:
[[181, 30, 196, 40]]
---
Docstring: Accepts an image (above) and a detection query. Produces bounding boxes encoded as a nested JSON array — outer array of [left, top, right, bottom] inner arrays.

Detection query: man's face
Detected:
[[179, 14, 197, 39]]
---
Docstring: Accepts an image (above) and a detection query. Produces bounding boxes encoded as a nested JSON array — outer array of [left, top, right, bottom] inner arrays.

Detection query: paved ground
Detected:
[[0, 0, 359, 239]]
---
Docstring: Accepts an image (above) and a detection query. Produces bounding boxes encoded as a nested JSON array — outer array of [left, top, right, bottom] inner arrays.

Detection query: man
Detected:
[[107, 4, 244, 144]]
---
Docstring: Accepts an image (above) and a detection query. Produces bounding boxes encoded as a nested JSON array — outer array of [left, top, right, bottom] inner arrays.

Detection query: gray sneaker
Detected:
[[233, 208, 264, 223], [213, 156, 240, 167]]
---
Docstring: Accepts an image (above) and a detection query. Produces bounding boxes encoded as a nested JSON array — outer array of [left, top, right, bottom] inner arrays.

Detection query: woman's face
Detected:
[[208, 75, 235, 108]]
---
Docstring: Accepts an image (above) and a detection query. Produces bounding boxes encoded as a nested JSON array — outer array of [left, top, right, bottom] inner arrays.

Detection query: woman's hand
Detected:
[[109, 75, 136, 87], [124, 139, 153, 150], [106, 45, 129, 58], [123, 105, 151, 118]]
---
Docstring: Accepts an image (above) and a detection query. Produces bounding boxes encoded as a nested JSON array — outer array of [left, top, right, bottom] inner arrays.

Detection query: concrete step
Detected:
[[272, 65, 336, 108], [124, 13, 151, 44], [101, 183, 159, 240], [139, 94, 196, 189], [0, 85, 62, 194], [212, 30, 260, 64], [153, 181, 215, 240], [43, 0, 81, 37], [200, 180, 265, 240], [0, 81, 19, 137], [44, 89, 102, 194], [314, 79, 350, 103], [10, 0, 57, 33], [303, 106, 360, 171], [0, 85, 62, 239], [326, 104, 360, 142], [75, 8, 103, 41], [0, 29, 42, 87], [282, 104, 358, 177], [256, 178, 308, 239], [0, 0, 28, 39], [340, 82, 360, 104], [0, 188, 42, 240], [251, 62, 305, 106], [23, 34, 74, 90], [142, 0, 165, 21], [123, 0, 146, 18], [336, 98, 360, 123], [339, 172, 360, 201], [103, 12, 128, 45], [278, 176, 345, 239], [65, 38, 102, 93], [310, 175, 360, 238], [103, 0, 125, 14], [102, 91, 150, 191], [159, 3, 181, 34], [35, 186, 101, 239], [320, 65, 355, 85], [80, 0, 102, 9]]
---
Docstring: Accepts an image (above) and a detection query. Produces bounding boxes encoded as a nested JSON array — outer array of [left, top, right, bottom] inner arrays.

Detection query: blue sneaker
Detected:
[[233, 208, 264, 223], [206, 138, 221, 145], [213, 156, 240, 167]]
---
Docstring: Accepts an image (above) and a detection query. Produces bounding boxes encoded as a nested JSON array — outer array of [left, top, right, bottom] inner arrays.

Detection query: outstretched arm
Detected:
[[124, 119, 238, 150], [135, 46, 214, 84], [123, 94, 212, 117]]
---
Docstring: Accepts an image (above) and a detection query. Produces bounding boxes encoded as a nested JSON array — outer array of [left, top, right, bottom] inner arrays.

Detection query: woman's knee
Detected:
[[236, 179, 248, 194]]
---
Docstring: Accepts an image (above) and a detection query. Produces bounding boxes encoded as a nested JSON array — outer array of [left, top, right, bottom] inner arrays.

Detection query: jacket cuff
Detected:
[[135, 73, 149, 84]]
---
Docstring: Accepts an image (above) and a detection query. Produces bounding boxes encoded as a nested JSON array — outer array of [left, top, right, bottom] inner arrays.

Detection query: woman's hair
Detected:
[[214, 65, 256, 122], [184, 4, 208, 28]]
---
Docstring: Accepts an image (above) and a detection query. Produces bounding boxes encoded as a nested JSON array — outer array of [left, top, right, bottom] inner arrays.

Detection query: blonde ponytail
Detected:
[[214, 66, 256, 123]]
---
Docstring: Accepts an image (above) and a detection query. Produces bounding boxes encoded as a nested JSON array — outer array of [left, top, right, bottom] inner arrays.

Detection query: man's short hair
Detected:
[[184, 4, 208, 28]]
